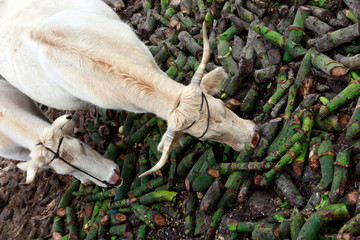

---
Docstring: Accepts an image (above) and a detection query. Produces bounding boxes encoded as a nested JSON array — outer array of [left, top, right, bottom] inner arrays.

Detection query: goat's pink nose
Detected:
[[108, 169, 120, 185]]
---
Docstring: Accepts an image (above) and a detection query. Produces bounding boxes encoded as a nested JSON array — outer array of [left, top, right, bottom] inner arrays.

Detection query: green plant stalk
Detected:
[[85, 199, 110, 240], [72, 184, 94, 197], [311, 49, 349, 78], [262, 69, 293, 115], [284, 49, 312, 120], [308, 0, 337, 8], [329, 147, 352, 203], [65, 207, 78, 239], [293, 112, 313, 176], [275, 173, 304, 207], [315, 113, 350, 132], [343, 9, 358, 23], [137, 224, 147, 240], [252, 220, 291, 240], [211, 162, 266, 174], [267, 113, 301, 155], [200, 178, 224, 212], [241, 83, 260, 114], [339, 213, 360, 235], [52, 216, 65, 239], [131, 202, 166, 227], [237, 177, 253, 203], [84, 188, 116, 202], [265, 110, 313, 165], [176, 146, 200, 177], [164, 7, 175, 20], [346, 121, 360, 140], [206, 208, 225, 239], [108, 223, 130, 237], [217, 40, 238, 75], [151, 9, 170, 26], [260, 141, 302, 186], [103, 142, 121, 161], [226, 220, 273, 232], [148, 137, 162, 162], [138, 190, 178, 205], [79, 199, 96, 239], [56, 180, 80, 218], [115, 153, 137, 201], [347, 97, 360, 126], [290, 207, 305, 240], [142, 0, 153, 12], [132, 146, 150, 188], [297, 204, 350, 240], [204, 10, 213, 29], [317, 140, 335, 190], [110, 198, 138, 209], [292, 142, 308, 176], [110, 212, 127, 226], [191, 149, 217, 193], [185, 148, 213, 189], [85, 121, 107, 149], [152, 204, 180, 219], [222, 144, 233, 162], [165, 52, 188, 79], [224, 28, 255, 96], [250, 24, 307, 59], [237, 6, 258, 23], [253, 117, 283, 159], [284, 6, 311, 62], [130, 117, 158, 143], [217, 25, 240, 42], [304, 15, 334, 35], [307, 22, 360, 52], [128, 177, 167, 198], [244, 0, 265, 17], [184, 193, 197, 237]]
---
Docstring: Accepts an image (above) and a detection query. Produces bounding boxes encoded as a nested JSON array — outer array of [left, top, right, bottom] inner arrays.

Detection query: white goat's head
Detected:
[[17, 115, 120, 187], [139, 23, 260, 177]]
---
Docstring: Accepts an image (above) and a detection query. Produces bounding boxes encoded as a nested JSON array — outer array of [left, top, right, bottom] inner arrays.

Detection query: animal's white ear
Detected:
[[52, 114, 75, 135], [200, 67, 228, 95], [139, 129, 177, 177], [17, 160, 40, 185]]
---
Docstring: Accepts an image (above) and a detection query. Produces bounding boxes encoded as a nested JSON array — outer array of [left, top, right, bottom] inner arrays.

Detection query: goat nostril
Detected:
[[109, 169, 120, 185], [251, 131, 260, 148]]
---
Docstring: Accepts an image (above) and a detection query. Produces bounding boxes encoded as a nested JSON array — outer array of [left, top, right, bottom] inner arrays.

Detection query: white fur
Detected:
[[0, 80, 119, 187], [0, 0, 258, 177]]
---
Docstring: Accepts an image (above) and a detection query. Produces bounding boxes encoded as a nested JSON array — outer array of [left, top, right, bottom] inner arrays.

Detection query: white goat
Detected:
[[0, 80, 120, 187], [0, 0, 259, 177]]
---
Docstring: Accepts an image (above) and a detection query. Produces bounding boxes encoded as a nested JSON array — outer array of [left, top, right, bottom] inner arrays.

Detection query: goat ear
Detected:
[[17, 160, 39, 185], [52, 114, 75, 135], [200, 67, 227, 95], [139, 129, 176, 177]]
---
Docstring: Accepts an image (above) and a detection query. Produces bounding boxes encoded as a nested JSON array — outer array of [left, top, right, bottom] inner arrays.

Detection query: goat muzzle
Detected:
[[109, 169, 121, 185]]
